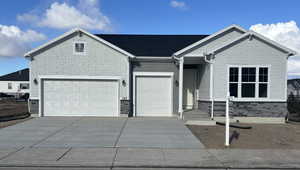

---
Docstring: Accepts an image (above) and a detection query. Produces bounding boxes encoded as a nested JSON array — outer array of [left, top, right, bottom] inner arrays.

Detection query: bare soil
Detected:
[[187, 123, 300, 149], [0, 99, 31, 129]]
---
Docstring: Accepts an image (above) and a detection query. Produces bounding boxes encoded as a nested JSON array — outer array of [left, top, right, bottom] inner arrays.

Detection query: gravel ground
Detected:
[[187, 123, 300, 149]]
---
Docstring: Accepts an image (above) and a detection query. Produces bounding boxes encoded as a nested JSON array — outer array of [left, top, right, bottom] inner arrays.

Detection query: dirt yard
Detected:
[[0, 99, 31, 129], [187, 123, 300, 149]]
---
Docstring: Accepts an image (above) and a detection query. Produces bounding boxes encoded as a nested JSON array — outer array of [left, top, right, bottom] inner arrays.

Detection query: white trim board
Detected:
[[38, 75, 121, 117], [24, 28, 135, 58], [133, 72, 174, 117]]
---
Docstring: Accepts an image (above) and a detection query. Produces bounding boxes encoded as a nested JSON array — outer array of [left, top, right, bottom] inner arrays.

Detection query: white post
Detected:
[[210, 63, 214, 119], [225, 92, 230, 147], [179, 57, 184, 119]]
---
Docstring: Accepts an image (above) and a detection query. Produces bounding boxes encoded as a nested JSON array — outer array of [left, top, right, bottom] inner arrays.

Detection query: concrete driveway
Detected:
[[0, 117, 300, 169], [0, 117, 204, 148]]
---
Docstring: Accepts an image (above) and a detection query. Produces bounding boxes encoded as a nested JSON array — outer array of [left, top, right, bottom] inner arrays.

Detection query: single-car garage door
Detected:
[[40, 77, 119, 117], [134, 72, 173, 117]]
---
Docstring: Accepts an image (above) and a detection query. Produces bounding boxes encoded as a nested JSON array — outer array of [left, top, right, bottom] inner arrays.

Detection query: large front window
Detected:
[[229, 66, 269, 99]]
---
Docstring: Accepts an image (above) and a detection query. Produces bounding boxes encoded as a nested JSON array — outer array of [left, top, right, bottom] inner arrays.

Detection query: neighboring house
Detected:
[[287, 79, 300, 98], [0, 68, 30, 97], [24, 25, 296, 118]]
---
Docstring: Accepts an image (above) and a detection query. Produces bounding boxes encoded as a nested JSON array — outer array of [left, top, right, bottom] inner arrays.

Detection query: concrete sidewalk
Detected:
[[0, 147, 299, 169]]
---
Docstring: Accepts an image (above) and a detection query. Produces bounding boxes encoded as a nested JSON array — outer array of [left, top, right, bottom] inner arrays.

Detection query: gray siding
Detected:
[[184, 29, 244, 56], [30, 32, 130, 100], [132, 60, 179, 114], [213, 36, 287, 100], [197, 64, 210, 100]]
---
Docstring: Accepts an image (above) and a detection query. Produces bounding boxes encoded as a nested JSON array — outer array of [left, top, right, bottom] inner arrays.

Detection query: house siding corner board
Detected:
[[132, 60, 179, 114]]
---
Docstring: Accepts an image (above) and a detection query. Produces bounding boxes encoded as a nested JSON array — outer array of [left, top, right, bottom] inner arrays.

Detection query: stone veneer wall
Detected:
[[120, 100, 130, 115], [198, 101, 210, 114], [198, 100, 287, 117], [29, 99, 130, 116]]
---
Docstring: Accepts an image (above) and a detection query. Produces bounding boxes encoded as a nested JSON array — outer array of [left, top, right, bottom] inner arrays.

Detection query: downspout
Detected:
[[204, 53, 215, 120]]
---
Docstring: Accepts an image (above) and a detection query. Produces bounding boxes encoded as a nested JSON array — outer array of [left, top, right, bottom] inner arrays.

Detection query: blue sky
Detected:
[[0, 0, 300, 77]]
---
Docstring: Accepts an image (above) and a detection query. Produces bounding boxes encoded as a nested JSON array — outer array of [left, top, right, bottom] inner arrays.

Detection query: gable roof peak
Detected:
[[24, 28, 135, 58], [173, 24, 248, 56]]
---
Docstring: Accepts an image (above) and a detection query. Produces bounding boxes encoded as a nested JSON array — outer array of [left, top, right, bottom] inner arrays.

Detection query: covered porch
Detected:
[[176, 55, 214, 121]]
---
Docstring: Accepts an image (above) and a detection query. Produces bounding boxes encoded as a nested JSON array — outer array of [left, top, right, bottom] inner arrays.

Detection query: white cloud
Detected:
[[0, 25, 46, 57], [250, 21, 300, 77], [170, 0, 187, 10], [17, 0, 111, 31]]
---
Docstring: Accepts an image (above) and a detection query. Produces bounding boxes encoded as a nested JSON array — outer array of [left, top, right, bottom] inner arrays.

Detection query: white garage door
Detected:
[[41, 78, 119, 116], [134, 73, 173, 117]]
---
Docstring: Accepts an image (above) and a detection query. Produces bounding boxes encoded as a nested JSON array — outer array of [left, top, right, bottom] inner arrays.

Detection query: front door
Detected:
[[183, 69, 197, 110]]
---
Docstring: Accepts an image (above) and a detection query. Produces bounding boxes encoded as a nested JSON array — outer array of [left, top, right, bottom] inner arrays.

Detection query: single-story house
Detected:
[[0, 68, 29, 97], [287, 79, 300, 98], [24, 25, 297, 118]]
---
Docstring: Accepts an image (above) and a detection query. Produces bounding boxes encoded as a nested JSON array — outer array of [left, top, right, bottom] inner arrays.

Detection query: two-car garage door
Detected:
[[41, 77, 119, 116]]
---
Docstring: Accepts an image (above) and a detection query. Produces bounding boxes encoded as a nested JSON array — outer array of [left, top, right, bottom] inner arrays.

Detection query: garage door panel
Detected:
[[135, 75, 172, 117], [42, 79, 119, 116]]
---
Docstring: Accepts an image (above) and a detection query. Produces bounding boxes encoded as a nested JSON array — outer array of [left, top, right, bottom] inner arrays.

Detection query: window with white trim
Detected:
[[73, 42, 86, 55], [228, 66, 269, 99]]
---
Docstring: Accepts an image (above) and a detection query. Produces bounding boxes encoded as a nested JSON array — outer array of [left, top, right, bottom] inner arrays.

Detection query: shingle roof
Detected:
[[95, 34, 209, 56], [0, 68, 29, 81]]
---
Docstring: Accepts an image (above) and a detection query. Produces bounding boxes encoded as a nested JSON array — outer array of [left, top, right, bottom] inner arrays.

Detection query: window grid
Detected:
[[228, 66, 269, 99], [73, 41, 87, 55]]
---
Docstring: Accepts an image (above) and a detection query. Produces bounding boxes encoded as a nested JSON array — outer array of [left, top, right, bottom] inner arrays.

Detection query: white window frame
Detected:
[[227, 65, 271, 101], [73, 41, 87, 55]]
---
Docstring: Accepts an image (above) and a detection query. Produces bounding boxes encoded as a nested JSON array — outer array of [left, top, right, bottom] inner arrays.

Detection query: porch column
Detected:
[[179, 57, 184, 119]]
